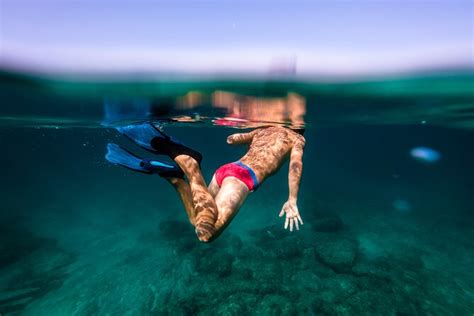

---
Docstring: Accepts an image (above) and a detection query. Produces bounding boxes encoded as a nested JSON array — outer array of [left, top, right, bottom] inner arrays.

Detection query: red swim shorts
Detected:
[[214, 161, 259, 191]]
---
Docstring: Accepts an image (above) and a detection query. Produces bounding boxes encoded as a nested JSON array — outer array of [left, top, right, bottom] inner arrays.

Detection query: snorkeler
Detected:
[[106, 123, 305, 242]]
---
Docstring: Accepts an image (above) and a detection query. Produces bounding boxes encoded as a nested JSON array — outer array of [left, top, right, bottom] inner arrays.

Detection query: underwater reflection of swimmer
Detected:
[[176, 91, 306, 129], [106, 123, 305, 242], [212, 91, 306, 129]]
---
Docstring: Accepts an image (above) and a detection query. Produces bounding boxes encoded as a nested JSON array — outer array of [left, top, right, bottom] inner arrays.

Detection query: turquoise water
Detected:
[[0, 70, 473, 315]]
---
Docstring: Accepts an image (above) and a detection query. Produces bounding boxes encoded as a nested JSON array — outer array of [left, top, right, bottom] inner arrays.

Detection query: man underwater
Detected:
[[106, 124, 305, 242]]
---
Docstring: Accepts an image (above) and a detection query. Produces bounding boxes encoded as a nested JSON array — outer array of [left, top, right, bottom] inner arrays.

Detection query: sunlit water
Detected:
[[0, 70, 473, 315]]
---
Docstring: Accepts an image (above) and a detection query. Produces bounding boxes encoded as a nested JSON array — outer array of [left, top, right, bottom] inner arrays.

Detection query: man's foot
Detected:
[[194, 207, 218, 242], [116, 123, 202, 163], [195, 223, 215, 242]]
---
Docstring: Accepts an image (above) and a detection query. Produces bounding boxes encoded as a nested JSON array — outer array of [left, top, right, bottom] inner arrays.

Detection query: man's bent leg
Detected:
[[166, 177, 195, 226], [174, 155, 218, 242], [177, 174, 219, 228]]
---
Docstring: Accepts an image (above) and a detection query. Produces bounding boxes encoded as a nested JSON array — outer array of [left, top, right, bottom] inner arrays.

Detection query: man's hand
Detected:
[[226, 134, 238, 144], [226, 130, 257, 145], [279, 199, 303, 231]]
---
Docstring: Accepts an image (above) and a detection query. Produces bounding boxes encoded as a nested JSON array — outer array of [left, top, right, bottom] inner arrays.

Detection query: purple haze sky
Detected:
[[0, 0, 472, 75]]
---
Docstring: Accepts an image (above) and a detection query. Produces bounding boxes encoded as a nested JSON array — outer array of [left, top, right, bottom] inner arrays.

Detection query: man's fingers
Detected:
[[298, 214, 304, 225], [282, 209, 303, 231], [227, 135, 235, 144]]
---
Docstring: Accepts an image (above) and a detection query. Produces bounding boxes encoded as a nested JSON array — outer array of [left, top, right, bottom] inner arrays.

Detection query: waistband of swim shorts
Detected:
[[234, 161, 259, 190]]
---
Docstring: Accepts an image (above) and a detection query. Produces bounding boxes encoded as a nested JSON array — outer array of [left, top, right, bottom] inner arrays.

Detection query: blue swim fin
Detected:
[[116, 123, 202, 163], [105, 143, 184, 178], [116, 123, 167, 152]]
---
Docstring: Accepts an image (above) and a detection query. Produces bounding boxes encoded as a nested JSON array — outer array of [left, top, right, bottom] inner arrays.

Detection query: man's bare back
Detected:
[[233, 126, 306, 183]]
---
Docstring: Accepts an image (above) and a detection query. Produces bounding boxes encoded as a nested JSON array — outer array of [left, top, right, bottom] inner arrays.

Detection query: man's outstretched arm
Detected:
[[279, 138, 305, 231], [288, 139, 305, 202], [226, 129, 258, 145]]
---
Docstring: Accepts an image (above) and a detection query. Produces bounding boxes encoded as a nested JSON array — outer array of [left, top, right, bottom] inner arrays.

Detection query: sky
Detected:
[[0, 0, 472, 76]]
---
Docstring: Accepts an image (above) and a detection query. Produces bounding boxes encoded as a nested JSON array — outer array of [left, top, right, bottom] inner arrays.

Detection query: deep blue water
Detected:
[[0, 71, 473, 315]]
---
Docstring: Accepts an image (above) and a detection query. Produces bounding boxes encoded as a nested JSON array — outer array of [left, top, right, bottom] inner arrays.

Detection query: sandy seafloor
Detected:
[[0, 124, 473, 315]]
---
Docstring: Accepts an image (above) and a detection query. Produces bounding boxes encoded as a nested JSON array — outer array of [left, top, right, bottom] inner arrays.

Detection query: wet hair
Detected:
[[292, 128, 305, 136], [282, 125, 305, 136]]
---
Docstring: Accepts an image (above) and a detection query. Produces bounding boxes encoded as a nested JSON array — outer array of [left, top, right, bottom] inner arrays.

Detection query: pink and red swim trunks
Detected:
[[214, 161, 259, 191]]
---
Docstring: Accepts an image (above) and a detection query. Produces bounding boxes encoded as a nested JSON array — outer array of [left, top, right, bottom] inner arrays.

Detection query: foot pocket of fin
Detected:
[[116, 123, 202, 164]]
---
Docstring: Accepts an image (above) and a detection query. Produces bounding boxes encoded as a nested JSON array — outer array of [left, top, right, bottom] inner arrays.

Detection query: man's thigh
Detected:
[[208, 175, 219, 198], [214, 177, 249, 231]]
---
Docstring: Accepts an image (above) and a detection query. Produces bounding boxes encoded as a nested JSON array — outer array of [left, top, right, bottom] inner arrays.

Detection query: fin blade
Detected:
[[105, 143, 184, 178], [105, 143, 152, 174]]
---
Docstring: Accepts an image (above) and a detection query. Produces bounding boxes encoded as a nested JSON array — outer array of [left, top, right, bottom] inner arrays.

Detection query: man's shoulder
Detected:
[[295, 134, 306, 144]]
